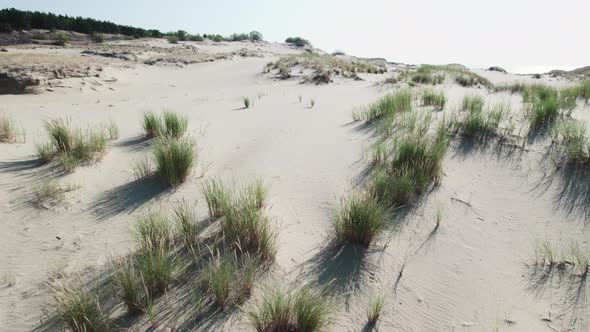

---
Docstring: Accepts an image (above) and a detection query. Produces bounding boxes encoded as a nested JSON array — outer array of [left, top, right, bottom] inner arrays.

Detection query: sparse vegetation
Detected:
[[354, 89, 413, 123], [33, 181, 76, 208], [551, 119, 590, 163], [173, 200, 201, 247], [310, 99, 316, 108], [0, 113, 17, 143], [104, 119, 119, 140], [132, 154, 153, 180], [243, 97, 251, 109], [532, 240, 589, 278], [50, 278, 110, 332], [203, 253, 259, 310], [37, 118, 108, 170], [153, 137, 196, 187], [366, 294, 386, 327], [201, 177, 231, 219], [142, 111, 187, 139], [246, 286, 332, 332], [134, 210, 172, 254], [453, 99, 509, 139], [420, 89, 447, 110], [333, 191, 388, 246], [112, 257, 145, 315]]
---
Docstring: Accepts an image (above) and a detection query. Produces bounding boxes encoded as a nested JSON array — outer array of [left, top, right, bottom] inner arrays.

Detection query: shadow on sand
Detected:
[[89, 177, 166, 221]]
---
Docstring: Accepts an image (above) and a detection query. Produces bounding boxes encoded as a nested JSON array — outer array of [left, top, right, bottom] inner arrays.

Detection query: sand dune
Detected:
[[1, 39, 589, 331]]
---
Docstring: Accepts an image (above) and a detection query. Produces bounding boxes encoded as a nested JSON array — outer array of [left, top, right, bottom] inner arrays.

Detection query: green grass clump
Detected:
[[420, 89, 447, 110], [372, 126, 449, 207], [333, 192, 388, 247], [406, 66, 445, 85], [356, 89, 413, 123], [246, 286, 331, 332], [461, 94, 485, 113], [51, 278, 110, 332], [454, 101, 508, 139], [153, 137, 196, 187], [201, 177, 231, 219], [44, 118, 73, 153], [39, 118, 108, 170], [134, 211, 172, 253], [103, 119, 119, 140], [494, 82, 528, 94], [221, 180, 275, 260], [142, 112, 163, 139], [143, 111, 188, 139], [0, 113, 16, 143], [162, 111, 188, 139]]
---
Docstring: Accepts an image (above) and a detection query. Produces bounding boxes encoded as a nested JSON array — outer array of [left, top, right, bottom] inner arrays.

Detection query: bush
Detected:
[[188, 34, 204, 42], [249, 31, 263, 41], [153, 137, 196, 187], [285, 36, 312, 47], [167, 35, 179, 44], [246, 286, 331, 332], [90, 33, 104, 43], [176, 30, 187, 41], [53, 32, 69, 46], [333, 192, 388, 246]]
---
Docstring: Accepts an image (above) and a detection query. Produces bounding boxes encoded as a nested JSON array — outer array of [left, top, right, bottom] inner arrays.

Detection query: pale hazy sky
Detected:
[[1, 0, 588, 73]]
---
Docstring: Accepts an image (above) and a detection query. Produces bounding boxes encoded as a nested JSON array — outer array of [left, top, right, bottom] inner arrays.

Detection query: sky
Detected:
[[1, 0, 588, 73]]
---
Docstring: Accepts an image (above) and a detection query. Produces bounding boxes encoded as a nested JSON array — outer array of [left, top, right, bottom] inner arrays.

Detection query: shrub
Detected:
[[0, 113, 16, 143], [153, 137, 196, 187], [243, 97, 251, 109], [246, 286, 331, 332], [188, 34, 204, 42], [50, 278, 109, 332], [420, 89, 447, 110], [90, 33, 104, 43], [53, 32, 69, 46], [201, 177, 231, 219], [333, 192, 388, 246], [249, 31, 263, 41], [167, 35, 179, 44], [176, 30, 188, 41], [142, 112, 163, 139], [285, 36, 311, 47]]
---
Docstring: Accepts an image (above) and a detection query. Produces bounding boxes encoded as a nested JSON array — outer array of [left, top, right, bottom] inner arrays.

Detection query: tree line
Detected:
[[0, 8, 163, 38]]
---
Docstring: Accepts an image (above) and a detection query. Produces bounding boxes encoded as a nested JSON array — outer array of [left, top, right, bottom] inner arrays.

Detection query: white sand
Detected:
[[0, 40, 588, 331]]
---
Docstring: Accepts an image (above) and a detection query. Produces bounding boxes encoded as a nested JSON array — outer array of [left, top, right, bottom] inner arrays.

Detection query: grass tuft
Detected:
[[173, 199, 201, 247], [366, 294, 385, 327], [134, 211, 172, 254], [0, 113, 17, 143], [50, 277, 110, 332], [333, 192, 388, 246], [153, 137, 196, 187], [142, 112, 163, 139], [201, 177, 231, 219], [112, 257, 145, 315], [246, 286, 331, 332], [162, 111, 188, 139], [420, 89, 447, 110], [356, 89, 413, 123]]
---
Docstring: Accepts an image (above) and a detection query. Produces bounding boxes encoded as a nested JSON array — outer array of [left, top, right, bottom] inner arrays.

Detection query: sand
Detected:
[[0, 39, 588, 331]]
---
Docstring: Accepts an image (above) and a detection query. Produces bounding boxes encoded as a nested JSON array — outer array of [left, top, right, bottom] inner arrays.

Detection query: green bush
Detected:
[[90, 33, 104, 43], [285, 36, 311, 47]]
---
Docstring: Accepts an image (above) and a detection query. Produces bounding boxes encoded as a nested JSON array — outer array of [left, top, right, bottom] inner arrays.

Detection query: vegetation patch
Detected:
[[153, 137, 196, 187], [246, 286, 332, 332], [333, 191, 388, 246], [420, 89, 447, 110]]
